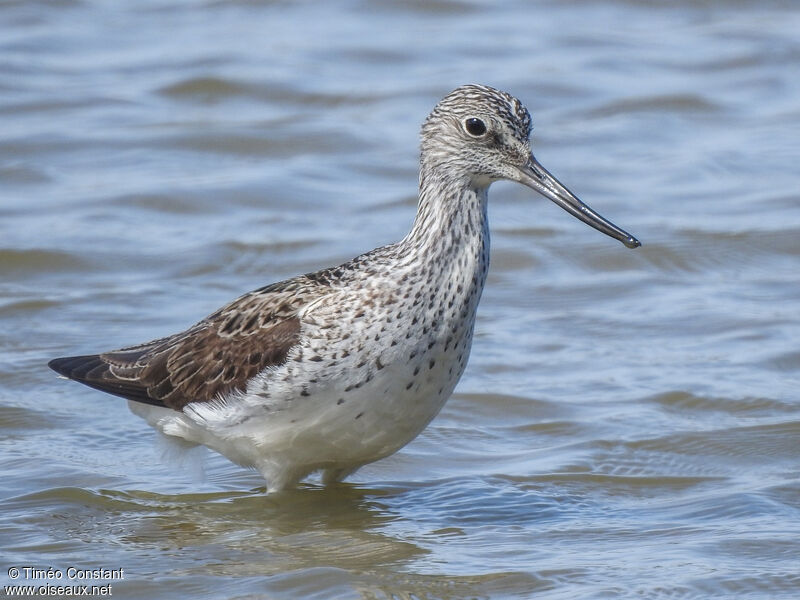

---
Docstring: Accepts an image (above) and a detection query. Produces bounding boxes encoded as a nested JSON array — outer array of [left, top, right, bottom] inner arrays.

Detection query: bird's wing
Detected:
[[48, 277, 328, 410]]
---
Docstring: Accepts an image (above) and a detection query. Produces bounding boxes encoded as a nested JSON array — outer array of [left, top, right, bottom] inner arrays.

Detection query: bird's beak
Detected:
[[514, 155, 640, 249]]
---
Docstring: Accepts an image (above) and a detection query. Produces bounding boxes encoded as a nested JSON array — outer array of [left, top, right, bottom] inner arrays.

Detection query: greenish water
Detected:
[[2, 0, 799, 598]]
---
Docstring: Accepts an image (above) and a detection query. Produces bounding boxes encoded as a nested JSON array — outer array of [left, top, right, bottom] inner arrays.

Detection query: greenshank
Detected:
[[49, 84, 640, 492]]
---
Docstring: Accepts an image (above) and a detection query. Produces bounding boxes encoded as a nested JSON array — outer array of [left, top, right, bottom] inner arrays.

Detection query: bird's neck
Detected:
[[399, 161, 491, 283]]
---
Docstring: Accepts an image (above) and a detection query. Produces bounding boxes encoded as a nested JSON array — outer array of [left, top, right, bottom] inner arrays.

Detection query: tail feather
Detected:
[[48, 355, 166, 407], [49, 354, 106, 380]]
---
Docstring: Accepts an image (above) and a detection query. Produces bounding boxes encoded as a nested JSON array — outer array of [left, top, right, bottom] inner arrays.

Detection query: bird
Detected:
[[49, 84, 640, 493]]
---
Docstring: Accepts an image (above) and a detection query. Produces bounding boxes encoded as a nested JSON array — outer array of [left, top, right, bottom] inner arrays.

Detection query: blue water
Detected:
[[2, 1, 799, 598]]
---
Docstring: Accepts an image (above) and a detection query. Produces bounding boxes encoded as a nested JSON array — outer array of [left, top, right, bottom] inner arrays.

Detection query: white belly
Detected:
[[129, 322, 474, 491]]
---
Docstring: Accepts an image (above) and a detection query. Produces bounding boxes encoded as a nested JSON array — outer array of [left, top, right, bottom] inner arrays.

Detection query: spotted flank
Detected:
[[49, 84, 639, 493]]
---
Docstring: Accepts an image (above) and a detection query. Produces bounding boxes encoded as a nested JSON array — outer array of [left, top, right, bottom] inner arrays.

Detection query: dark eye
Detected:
[[464, 117, 487, 137]]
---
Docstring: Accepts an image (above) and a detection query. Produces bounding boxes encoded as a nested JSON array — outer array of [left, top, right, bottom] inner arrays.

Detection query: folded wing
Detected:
[[48, 278, 321, 410]]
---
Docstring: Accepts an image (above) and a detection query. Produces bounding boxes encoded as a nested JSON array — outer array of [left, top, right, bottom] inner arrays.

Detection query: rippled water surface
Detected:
[[2, 1, 799, 598]]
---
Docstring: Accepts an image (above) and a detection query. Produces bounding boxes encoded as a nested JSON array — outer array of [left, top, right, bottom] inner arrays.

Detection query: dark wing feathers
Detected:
[[49, 354, 161, 406], [48, 278, 317, 411]]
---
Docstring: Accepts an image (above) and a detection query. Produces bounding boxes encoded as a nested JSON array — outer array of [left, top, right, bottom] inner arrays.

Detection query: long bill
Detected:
[[514, 155, 641, 249]]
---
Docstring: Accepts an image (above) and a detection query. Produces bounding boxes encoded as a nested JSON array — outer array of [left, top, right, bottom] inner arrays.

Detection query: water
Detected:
[[2, 0, 799, 598]]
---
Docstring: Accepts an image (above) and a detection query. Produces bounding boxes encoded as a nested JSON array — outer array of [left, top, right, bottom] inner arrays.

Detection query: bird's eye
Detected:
[[464, 117, 487, 137]]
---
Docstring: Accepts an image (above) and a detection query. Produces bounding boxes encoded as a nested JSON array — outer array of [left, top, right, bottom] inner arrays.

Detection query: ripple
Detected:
[[370, 0, 480, 16], [157, 76, 387, 108], [451, 392, 573, 424], [107, 193, 214, 215], [587, 93, 721, 118], [0, 163, 51, 183], [153, 129, 352, 158], [761, 349, 800, 373], [172, 238, 323, 280], [667, 490, 793, 523], [0, 248, 90, 276], [562, 421, 800, 484], [385, 475, 612, 528], [0, 297, 60, 316], [592, 228, 800, 276], [157, 76, 258, 103], [648, 391, 796, 417], [627, 421, 800, 463], [0, 405, 57, 430]]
